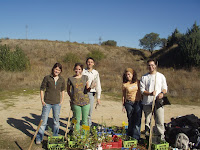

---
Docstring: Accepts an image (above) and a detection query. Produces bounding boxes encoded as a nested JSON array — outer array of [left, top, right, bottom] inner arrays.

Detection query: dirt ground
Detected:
[[0, 93, 200, 150]]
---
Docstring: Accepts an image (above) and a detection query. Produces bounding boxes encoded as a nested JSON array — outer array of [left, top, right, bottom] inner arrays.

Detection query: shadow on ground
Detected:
[[6, 113, 102, 149]]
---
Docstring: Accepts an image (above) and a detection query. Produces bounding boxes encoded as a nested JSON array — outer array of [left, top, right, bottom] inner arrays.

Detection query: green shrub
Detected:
[[167, 28, 183, 47], [179, 22, 200, 67], [63, 52, 80, 63], [0, 45, 30, 71], [101, 40, 117, 46], [87, 50, 105, 62]]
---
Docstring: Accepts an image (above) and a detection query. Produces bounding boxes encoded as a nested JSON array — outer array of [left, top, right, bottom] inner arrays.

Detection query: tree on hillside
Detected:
[[160, 38, 167, 48], [187, 21, 199, 34], [167, 28, 183, 47], [179, 22, 200, 67], [139, 32, 161, 55]]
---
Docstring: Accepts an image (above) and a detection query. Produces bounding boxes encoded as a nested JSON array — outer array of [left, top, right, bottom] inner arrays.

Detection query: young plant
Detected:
[[47, 126, 53, 142]]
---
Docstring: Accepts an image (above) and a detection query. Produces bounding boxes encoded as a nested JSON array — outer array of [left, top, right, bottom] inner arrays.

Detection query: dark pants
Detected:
[[124, 100, 143, 140]]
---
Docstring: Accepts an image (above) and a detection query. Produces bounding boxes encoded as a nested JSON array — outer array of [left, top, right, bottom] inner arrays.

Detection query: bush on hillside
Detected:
[[156, 46, 184, 68], [87, 49, 105, 62], [101, 40, 117, 46], [0, 45, 30, 71], [179, 22, 200, 67], [63, 52, 80, 64]]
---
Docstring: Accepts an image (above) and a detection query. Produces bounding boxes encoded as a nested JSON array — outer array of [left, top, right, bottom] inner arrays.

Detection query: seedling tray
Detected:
[[151, 141, 169, 150], [123, 137, 138, 148], [47, 136, 66, 150]]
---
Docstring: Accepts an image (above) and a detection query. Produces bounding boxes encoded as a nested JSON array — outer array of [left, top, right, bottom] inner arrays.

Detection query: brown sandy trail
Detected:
[[0, 93, 200, 150]]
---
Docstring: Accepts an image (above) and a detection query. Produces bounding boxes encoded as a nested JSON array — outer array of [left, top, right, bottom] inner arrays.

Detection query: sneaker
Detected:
[[36, 140, 41, 145]]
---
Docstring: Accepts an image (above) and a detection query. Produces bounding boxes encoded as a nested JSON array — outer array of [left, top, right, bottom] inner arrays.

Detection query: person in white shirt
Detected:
[[140, 59, 168, 141], [82, 57, 102, 126]]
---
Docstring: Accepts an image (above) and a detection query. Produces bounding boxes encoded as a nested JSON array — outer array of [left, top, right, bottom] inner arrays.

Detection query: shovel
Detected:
[[64, 110, 72, 139], [148, 73, 157, 150], [28, 119, 43, 150]]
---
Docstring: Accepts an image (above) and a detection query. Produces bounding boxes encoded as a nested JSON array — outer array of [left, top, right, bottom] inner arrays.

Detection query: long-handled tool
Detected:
[[64, 110, 72, 139], [148, 74, 157, 150], [95, 103, 99, 109], [28, 119, 43, 150]]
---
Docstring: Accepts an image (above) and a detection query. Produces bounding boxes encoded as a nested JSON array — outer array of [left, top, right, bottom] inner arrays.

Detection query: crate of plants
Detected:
[[66, 133, 87, 149], [122, 136, 138, 148], [67, 140, 77, 149], [100, 127, 113, 133], [97, 131, 112, 137], [112, 127, 127, 140], [68, 137, 93, 149], [101, 135, 122, 149], [97, 127, 113, 135], [151, 141, 169, 150], [96, 127, 112, 137], [111, 126, 127, 136], [47, 136, 66, 150], [121, 148, 139, 150], [67, 127, 102, 149]]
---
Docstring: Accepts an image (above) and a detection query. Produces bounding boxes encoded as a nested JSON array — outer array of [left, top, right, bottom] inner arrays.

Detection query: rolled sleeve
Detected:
[[96, 73, 101, 99], [86, 75, 89, 82], [139, 78, 145, 95], [40, 76, 47, 91], [162, 76, 168, 92]]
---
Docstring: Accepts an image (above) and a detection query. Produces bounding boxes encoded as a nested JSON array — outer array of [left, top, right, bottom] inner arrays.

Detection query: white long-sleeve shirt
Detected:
[[82, 68, 102, 99], [140, 72, 168, 105]]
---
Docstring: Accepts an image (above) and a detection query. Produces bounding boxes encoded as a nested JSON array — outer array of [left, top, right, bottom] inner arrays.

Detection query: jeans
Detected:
[[87, 92, 95, 126], [72, 104, 90, 131], [143, 104, 165, 140], [36, 104, 61, 142], [124, 100, 142, 140]]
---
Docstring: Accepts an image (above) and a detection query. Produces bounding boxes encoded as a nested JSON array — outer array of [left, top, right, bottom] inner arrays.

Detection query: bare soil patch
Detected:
[[0, 93, 200, 150]]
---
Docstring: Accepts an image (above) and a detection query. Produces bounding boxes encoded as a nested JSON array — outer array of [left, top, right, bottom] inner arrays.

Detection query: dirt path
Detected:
[[0, 93, 200, 150]]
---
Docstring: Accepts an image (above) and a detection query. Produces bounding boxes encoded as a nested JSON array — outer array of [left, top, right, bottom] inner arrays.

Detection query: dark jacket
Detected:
[[40, 74, 65, 104]]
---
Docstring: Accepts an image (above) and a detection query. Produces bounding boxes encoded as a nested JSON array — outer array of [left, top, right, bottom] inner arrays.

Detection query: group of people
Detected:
[[35, 58, 168, 145], [35, 57, 101, 144]]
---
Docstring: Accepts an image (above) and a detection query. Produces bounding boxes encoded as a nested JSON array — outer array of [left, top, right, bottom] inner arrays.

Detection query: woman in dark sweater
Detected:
[[36, 63, 65, 145]]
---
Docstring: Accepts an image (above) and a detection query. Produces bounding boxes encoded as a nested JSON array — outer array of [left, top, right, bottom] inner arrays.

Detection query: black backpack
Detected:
[[164, 114, 200, 149]]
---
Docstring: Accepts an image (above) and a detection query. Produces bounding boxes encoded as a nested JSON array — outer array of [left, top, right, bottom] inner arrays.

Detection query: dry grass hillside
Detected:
[[0, 39, 200, 106]]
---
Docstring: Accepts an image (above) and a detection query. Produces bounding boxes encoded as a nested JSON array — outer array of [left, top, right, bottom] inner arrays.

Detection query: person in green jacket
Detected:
[[36, 63, 65, 145]]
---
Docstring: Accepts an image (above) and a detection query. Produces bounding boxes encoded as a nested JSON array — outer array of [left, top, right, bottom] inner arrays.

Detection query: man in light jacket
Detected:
[[140, 59, 168, 141]]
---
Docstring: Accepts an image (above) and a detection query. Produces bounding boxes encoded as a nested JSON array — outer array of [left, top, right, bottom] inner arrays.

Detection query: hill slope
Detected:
[[0, 39, 200, 105]]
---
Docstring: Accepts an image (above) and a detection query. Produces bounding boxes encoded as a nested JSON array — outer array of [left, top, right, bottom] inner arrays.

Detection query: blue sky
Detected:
[[0, 0, 200, 48]]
